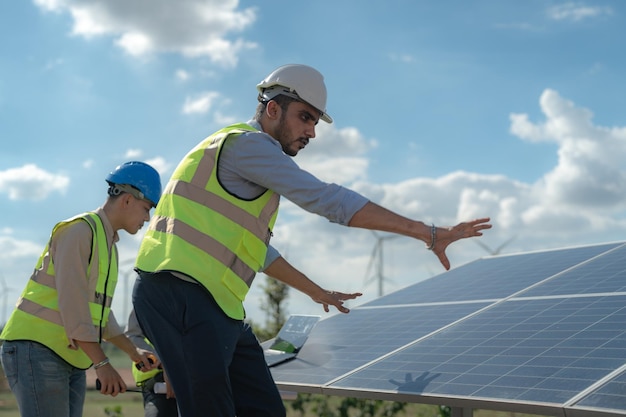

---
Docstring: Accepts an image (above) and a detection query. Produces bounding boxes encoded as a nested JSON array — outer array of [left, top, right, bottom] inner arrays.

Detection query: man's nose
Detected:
[[305, 125, 316, 139]]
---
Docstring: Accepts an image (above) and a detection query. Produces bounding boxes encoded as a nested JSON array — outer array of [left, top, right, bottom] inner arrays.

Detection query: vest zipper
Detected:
[[98, 228, 113, 344]]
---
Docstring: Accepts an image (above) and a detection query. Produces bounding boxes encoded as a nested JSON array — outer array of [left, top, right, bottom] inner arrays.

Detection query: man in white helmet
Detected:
[[132, 64, 492, 417]]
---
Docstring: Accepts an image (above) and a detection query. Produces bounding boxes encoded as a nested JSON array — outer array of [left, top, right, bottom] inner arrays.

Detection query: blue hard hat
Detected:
[[106, 161, 162, 207]]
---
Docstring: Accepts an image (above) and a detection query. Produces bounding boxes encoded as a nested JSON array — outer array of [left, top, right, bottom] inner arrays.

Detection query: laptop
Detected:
[[263, 314, 320, 367]]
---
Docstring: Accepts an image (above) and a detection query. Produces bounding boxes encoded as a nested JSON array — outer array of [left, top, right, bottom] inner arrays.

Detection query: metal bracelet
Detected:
[[427, 224, 436, 250], [94, 357, 110, 370]]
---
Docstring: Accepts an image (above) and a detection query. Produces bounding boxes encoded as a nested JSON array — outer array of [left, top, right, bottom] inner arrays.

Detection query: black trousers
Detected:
[[133, 271, 286, 417]]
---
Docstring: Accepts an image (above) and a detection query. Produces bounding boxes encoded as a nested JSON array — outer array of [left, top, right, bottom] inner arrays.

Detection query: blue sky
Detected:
[[1, 1, 625, 325]]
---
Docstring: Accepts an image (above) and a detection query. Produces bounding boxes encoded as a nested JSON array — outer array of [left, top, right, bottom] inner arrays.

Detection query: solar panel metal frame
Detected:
[[270, 241, 626, 417]]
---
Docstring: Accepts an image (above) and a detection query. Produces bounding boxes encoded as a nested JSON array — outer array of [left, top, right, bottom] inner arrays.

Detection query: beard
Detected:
[[275, 115, 299, 157]]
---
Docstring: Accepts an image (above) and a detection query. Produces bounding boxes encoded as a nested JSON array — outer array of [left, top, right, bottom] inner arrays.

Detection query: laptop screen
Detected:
[[264, 315, 320, 367]]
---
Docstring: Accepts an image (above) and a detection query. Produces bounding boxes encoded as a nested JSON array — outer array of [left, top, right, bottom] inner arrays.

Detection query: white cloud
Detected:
[[0, 235, 42, 262], [0, 164, 70, 201], [303, 123, 377, 157], [69, 5, 109, 37], [175, 69, 190, 82], [115, 31, 153, 55], [213, 111, 238, 126], [36, 0, 258, 67], [389, 53, 415, 63], [293, 123, 377, 184], [547, 3, 613, 22], [143, 156, 172, 177], [43, 58, 64, 71], [182, 91, 220, 114], [33, 0, 64, 12], [125, 149, 143, 159], [300, 157, 369, 185], [512, 89, 626, 209]]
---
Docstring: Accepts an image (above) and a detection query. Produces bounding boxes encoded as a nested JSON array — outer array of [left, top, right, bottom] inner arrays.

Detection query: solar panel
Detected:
[[575, 368, 626, 415], [270, 241, 626, 416], [269, 302, 490, 386], [364, 242, 621, 307]]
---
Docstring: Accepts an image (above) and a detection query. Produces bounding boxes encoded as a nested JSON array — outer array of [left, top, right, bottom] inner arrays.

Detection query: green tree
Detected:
[[251, 275, 289, 342]]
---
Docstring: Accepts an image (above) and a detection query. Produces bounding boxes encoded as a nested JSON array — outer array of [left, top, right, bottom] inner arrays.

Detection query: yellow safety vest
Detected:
[[0, 212, 118, 369], [136, 123, 280, 319]]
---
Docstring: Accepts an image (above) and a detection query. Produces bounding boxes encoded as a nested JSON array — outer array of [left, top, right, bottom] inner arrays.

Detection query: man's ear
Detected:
[[266, 100, 281, 120], [121, 193, 133, 207]]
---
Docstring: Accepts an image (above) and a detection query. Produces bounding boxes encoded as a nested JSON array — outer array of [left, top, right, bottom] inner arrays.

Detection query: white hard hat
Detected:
[[257, 64, 333, 124]]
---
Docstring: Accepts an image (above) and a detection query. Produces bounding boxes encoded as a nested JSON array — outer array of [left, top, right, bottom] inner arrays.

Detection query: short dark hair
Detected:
[[253, 94, 299, 122]]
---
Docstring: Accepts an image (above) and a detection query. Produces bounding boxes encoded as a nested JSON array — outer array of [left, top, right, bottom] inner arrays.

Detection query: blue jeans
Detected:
[[133, 271, 286, 417], [1, 340, 86, 417]]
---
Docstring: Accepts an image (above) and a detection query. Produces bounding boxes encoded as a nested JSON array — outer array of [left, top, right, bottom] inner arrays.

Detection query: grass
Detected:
[[0, 390, 550, 417], [0, 389, 145, 417]]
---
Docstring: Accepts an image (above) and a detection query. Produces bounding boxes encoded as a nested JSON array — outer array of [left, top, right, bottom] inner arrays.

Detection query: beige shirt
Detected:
[[50, 207, 123, 347]]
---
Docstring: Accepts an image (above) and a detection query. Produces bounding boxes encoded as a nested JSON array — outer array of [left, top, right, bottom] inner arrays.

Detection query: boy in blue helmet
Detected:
[[0, 161, 163, 417]]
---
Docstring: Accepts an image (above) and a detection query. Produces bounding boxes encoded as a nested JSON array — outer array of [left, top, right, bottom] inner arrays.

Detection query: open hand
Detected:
[[312, 290, 362, 313], [430, 217, 492, 270]]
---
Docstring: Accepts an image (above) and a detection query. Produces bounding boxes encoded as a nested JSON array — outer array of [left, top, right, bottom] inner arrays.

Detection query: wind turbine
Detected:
[[474, 236, 517, 256], [118, 259, 137, 324], [364, 231, 400, 297], [1, 273, 16, 326]]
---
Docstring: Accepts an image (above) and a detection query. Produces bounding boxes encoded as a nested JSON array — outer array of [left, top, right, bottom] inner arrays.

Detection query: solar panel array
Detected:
[[270, 241, 626, 417]]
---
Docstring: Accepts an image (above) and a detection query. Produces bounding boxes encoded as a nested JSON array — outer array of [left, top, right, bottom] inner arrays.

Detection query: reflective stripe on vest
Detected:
[[136, 123, 280, 319], [0, 212, 118, 369]]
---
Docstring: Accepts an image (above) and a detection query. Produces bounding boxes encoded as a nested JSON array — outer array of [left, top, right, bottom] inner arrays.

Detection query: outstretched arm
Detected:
[[264, 256, 362, 313], [348, 201, 492, 270]]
